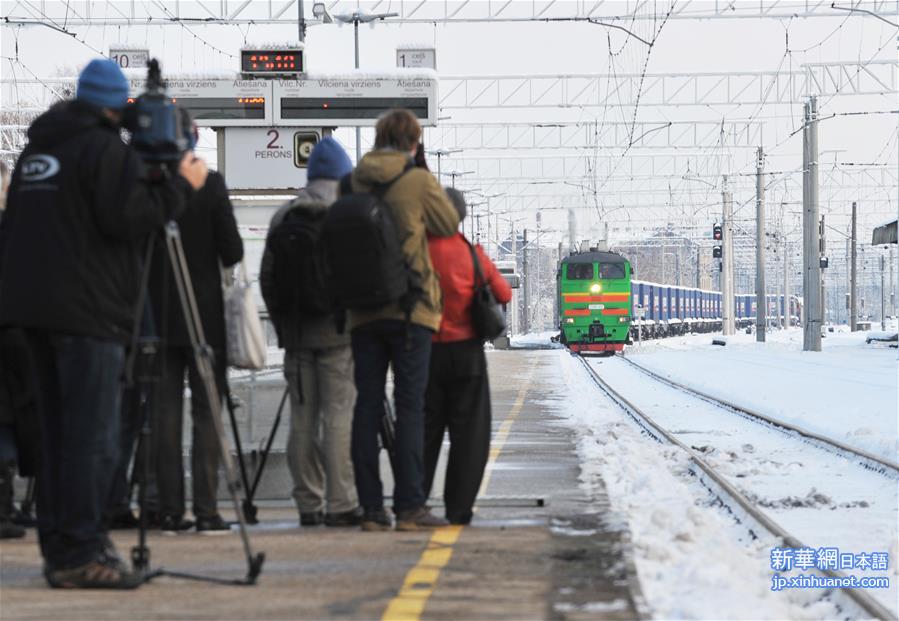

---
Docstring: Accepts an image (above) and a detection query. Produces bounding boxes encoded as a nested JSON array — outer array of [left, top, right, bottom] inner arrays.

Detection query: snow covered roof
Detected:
[[241, 42, 305, 50], [108, 43, 150, 51], [396, 42, 435, 50], [562, 250, 627, 264]]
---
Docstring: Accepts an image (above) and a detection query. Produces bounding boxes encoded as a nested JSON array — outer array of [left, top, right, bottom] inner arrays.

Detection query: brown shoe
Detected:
[[395, 506, 449, 532], [45, 557, 143, 589], [360, 508, 391, 532]]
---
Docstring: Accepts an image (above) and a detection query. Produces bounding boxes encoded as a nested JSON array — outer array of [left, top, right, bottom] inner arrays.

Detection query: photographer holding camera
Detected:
[[0, 58, 207, 589]]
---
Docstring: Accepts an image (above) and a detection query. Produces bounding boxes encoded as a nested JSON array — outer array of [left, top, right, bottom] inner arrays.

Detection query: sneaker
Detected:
[[324, 507, 363, 527], [299, 511, 324, 527], [360, 507, 391, 532], [159, 515, 195, 534], [195, 514, 231, 535], [395, 506, 449, 532], [45, 557, 143, 590]]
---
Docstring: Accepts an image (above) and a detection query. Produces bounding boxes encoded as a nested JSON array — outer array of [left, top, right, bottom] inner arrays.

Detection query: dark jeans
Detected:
[[351, 320, 432, 513], [0, 425, 16, 464], [24, 331, 124, 570], [154, 346, 224, 519], [423, 340, 491, 524]]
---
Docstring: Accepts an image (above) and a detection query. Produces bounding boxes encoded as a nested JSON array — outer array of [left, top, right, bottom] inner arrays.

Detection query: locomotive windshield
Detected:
[[567, 263, 594, 280], [598, 263, 626, 279]]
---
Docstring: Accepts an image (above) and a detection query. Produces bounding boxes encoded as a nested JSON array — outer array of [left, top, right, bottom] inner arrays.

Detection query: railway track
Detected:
[[576, 355, 897, 621], [617, 353, 899, 476]]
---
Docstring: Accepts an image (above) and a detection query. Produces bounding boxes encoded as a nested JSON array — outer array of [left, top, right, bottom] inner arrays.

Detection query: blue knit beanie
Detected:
[[307, 137, 353, 181], [77, 59, 130, 110]]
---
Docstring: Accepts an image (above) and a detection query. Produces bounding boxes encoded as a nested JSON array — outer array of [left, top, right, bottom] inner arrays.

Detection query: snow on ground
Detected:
[[627, 327, 898, 463], [591, 355, 898, 614], [542, 350, 838, 620], [510, 331, 562, 348]]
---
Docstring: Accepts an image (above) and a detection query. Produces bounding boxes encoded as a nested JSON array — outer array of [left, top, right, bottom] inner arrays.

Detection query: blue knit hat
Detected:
[[77, 59, 130, 110], [307, 137, 353, 181]]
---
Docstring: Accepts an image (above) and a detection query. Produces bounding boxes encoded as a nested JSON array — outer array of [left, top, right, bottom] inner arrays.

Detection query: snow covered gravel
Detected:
[[543, 350, 842, 620], [627, 328, 897, 463], [589, 355, 898, 615]]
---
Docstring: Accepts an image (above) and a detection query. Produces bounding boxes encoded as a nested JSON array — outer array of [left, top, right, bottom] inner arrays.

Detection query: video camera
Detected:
[[123, 59, 190, 164]]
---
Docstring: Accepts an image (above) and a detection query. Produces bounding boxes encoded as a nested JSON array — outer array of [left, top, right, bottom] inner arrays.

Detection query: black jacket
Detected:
[[148, 170, 243, 353], [0, 100, 192, 343]]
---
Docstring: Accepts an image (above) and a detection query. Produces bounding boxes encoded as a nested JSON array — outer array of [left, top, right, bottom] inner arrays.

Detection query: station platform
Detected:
[[0, 350, 643, 621]]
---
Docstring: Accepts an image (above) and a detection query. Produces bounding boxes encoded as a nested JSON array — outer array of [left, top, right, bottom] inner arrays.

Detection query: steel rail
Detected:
[[576, 355, 897, 621], [617, 353, 899, 475]]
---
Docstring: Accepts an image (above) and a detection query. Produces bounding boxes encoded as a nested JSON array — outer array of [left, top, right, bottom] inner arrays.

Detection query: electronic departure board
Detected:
[[274, 75, 438, 126], [176, 97, 266, 120], [241, 49, 304, 76], [281, 97, 429, 121]]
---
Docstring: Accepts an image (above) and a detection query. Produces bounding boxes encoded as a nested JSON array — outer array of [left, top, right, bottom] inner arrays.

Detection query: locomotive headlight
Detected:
[[590, 283, 601, 293], [618, 316, 630, 323], [565, 318, 575, 324]]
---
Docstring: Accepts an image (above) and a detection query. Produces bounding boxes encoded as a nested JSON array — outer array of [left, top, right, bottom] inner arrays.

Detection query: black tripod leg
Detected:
[[164, 223, 264, 585], [224, 395, 256, 524], [20, 477, 35, 523], [379, 399, 400, 478], [248, 387, 287, 502]]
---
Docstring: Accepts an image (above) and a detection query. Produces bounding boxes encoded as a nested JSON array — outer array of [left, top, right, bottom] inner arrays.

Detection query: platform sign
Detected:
[[110, 48, 149, 69], [396, 48, 436, 70], [273, 72, 439, 126], [127, 78, 273, 127], [222, 127, 320, 190]]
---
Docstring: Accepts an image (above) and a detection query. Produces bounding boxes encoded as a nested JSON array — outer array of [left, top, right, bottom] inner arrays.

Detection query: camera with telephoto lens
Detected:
[[123, 59, 189, 164]]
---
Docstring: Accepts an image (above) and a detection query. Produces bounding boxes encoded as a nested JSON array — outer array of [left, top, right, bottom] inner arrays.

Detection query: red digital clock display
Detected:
[[241, 50, 304, 75]]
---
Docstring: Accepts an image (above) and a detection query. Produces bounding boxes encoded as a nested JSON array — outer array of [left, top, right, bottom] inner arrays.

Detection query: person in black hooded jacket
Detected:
[[148, 122, 243, 534], [0, 58, 208, 589]]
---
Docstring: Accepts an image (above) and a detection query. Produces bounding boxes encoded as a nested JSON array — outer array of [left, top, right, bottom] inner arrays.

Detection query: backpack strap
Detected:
[[370, 161, 414, 199], [338, 172, 353, 197], [465, 238, 488, 290]]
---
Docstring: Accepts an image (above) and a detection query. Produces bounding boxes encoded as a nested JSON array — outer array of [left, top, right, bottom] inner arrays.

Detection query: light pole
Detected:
[[442, 170, 474, 188], [426, 148, 462, 181], [313, 4, 397, 163]]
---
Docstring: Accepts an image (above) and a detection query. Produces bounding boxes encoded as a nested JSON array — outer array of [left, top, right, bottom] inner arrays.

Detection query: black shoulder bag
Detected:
[[466, 240, 506, 341]]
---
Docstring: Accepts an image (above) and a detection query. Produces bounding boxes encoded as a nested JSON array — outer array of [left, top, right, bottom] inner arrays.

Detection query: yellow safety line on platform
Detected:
[[381, 364, 535, 621]]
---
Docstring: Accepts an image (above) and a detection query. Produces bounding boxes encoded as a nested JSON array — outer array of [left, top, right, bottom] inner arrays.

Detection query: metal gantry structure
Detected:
[[1, 0, 897, 338], [3, 0, 896, 24]]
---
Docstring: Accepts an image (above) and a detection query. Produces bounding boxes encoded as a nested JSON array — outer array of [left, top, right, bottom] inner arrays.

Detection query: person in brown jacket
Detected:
[[347, 109, 459, 531]]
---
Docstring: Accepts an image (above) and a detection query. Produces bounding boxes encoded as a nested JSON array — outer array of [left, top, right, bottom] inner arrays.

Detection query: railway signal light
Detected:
[[713, 245, 722, 258], [713, 224, 723, 241]]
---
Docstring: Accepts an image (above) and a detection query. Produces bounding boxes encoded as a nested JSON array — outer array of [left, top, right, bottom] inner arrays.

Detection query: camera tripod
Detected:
[[128, 221, 264, 586]]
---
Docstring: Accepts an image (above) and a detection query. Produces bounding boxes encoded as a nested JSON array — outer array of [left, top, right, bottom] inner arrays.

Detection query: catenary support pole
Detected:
[[722, 178, 735, 336], [784, 238, 790, 328], [890, 246, 895, 319], [881, 253, 886, 330], [850, 202, 858, 331], [298, 0, 305, 41], [522, 229, 529, 335], [802, 97, 822, 351], [756, 146, 766, 342]]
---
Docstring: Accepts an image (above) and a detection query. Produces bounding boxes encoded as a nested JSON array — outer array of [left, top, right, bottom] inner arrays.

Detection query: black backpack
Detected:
[[322, 166, 419, 312], [268, 201, 333, 317]]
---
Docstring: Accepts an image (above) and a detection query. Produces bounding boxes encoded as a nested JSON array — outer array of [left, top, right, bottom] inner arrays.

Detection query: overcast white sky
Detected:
[[1, 1, 896, 243]]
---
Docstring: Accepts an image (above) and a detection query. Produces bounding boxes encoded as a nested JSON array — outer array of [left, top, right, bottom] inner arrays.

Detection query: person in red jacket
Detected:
[[423, 188, 512, 525]]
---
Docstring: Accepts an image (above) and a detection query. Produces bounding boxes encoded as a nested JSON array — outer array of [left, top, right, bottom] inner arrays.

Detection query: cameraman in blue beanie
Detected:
[[260, 137, 362, 528], [0, 58, 208, 588]]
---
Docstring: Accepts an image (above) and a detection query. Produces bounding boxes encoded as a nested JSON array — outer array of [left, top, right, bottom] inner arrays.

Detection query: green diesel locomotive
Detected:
[[557, 251, 632, 354]]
